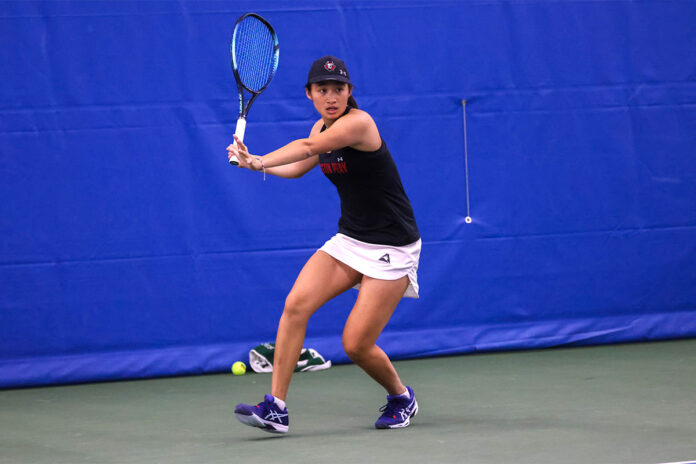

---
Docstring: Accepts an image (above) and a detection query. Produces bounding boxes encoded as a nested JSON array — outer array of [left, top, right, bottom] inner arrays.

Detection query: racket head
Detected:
[[231, 13, 279, 99]]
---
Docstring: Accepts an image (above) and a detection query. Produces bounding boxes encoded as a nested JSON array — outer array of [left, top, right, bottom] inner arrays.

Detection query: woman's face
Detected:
[[307, 81, 352, 121]]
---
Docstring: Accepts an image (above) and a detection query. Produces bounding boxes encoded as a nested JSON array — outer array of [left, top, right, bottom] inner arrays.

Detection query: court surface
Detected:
[[1, 339, 695, 464]]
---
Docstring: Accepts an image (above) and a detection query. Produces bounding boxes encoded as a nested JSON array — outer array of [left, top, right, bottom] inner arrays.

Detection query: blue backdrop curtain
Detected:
[[1, 1, 695, 388]]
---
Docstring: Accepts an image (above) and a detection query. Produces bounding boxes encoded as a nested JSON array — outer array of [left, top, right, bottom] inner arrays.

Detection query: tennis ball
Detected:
[[231, 361, 247, 376]]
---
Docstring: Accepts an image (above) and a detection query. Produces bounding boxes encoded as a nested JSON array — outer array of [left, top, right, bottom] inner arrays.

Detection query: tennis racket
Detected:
[[229, 13, 280, 165]]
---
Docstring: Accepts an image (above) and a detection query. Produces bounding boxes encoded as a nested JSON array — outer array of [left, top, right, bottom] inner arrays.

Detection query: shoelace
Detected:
[[378, 399, 404, 419], [255, 398, 273, 410]]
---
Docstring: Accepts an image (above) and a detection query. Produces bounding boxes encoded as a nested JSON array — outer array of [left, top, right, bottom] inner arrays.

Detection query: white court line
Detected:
[[656, 460, 696, 464]]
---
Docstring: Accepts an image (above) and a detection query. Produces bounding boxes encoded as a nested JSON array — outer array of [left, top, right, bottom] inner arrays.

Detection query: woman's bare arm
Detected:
[[227, 110, 379, 172]]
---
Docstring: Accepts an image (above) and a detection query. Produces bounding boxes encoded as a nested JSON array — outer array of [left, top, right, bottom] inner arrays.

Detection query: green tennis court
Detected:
[[2, 339, 694, 464]]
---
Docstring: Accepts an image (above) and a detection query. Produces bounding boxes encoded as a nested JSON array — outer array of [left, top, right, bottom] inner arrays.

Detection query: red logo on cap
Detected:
[[324, 61, 336, 71]]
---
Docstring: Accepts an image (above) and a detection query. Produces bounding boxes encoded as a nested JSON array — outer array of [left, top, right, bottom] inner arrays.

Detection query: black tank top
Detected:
[[318, 109, 420, 246]]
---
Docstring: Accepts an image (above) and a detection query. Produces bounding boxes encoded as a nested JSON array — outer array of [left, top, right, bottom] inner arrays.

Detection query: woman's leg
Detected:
[[271, 251, 361, 401], [342, 275, 410, 395]]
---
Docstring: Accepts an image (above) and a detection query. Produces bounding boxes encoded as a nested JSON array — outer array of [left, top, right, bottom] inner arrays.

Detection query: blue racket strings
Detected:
[[233, 16, 278, 92]]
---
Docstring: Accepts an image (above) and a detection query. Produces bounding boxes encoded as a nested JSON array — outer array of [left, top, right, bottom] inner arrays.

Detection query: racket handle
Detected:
[[229, 117, 247, 166]]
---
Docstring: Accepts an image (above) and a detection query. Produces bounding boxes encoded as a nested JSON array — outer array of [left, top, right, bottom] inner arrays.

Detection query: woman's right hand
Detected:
[[227, 136, 255, 169]]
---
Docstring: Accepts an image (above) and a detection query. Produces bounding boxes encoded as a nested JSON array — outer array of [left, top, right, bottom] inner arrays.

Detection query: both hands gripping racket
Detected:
[[229, 13, 279, 165]]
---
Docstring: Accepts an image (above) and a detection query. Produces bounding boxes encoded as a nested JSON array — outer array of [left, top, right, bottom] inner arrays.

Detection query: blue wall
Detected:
[[2, 1, 695, 388]]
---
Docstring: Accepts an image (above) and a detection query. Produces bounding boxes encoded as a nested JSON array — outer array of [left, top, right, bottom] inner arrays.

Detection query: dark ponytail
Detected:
[[347, 84, 358, 108]]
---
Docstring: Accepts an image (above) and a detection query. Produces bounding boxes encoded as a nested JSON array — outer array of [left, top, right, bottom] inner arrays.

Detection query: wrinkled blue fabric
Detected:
[[1, 1, 695, 387]]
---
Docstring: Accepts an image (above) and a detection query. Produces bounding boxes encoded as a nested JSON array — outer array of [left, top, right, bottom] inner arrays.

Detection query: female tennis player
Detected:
[[228, 55, 421, 434]]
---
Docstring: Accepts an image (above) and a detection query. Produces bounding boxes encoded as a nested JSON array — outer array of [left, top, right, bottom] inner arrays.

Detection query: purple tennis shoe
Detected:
[[374, 385, 418, 429], [234, 394, 289, 434]]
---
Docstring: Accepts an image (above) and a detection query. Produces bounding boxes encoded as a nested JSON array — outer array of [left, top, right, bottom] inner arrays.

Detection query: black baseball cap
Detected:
[[306, 55, 351, 85]]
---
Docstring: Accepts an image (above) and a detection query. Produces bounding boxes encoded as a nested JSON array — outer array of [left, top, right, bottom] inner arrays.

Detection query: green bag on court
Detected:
[[249, 343, 332, 373]]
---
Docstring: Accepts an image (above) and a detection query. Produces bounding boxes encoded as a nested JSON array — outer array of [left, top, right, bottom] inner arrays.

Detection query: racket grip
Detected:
[[229, 118, 247, 166]]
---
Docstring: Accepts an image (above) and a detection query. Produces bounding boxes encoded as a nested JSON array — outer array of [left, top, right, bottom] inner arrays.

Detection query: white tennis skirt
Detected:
[[318, 233, 421, 299]]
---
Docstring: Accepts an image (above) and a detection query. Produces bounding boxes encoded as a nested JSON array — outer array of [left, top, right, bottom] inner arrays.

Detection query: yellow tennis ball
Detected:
[[231, 361, 247, 376]]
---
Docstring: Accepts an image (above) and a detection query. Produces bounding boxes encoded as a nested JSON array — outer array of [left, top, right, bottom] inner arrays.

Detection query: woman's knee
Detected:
[[342, 330, 372, 361], [283, 291, 317, 322]]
